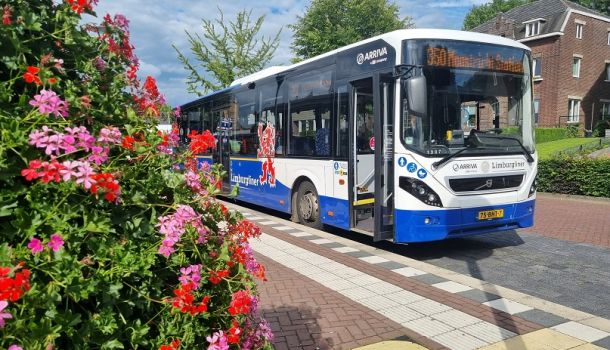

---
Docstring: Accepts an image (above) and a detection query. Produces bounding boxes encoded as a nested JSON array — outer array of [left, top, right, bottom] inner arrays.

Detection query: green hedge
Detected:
[[502, 127, 570, 143], [535, 128, 570, 143], [538, 158, 610, 197]]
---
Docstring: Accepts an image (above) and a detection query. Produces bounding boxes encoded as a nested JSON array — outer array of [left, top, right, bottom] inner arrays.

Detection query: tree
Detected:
[[462, 0, 531, 30], [290, 0, 413, 61], [174, 8, 281, 96]]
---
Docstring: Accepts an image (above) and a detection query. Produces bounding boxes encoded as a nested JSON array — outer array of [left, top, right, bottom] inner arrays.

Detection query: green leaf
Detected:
[[101, 339, 125, 349], [0, 200, 18, 217]]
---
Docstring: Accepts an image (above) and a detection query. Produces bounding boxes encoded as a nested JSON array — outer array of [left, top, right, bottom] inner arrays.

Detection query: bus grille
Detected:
[[449, 175, 523, 193]]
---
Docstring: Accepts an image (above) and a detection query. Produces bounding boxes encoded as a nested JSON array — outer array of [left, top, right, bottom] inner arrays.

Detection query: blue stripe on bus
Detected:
[[320, 196, 350, 230], [394, 199, 535, 243], [230, 159, 291, 214]]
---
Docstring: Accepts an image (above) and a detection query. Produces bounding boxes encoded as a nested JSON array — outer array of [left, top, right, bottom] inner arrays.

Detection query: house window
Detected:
[[601, 102, 610, 119], [525, 21, 540, 37], [607, 32, 610, 45], [568, 99, 581, 122], [605, 63, 610, 81], [533, 57, 542, 78], [576, 24, 583, 39], [572, 57, 581, 78], [534, 99, 540, 124]]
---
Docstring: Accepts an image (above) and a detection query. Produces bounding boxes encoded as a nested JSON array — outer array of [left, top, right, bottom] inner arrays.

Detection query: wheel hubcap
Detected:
[[299, 191, 318, 221]]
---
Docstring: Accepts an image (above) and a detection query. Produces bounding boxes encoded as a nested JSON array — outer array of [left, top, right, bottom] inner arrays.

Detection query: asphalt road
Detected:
[[370, 230, 610, 320]]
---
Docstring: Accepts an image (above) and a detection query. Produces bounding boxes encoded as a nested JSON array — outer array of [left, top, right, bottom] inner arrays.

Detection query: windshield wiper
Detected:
[[431, 130, 534, 170], [471, 130, 534, 163], [432, 146, 480, 170]]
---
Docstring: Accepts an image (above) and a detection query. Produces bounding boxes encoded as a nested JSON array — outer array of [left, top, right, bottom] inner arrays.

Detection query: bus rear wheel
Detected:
[[296, 181, 323, 229]]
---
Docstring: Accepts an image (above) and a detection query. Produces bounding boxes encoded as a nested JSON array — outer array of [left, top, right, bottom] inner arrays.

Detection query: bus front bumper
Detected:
[[393, 199, 535, 243]]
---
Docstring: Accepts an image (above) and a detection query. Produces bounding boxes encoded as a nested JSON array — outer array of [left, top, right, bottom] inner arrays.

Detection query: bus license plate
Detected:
[[478, 209, 504, 220]]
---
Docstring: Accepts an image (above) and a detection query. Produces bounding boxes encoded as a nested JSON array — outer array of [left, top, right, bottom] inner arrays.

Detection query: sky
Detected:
[[92, 0, 489, 107]]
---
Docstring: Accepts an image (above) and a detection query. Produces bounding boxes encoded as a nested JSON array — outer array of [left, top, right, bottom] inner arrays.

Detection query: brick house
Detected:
[[471, 0, 610, 130]]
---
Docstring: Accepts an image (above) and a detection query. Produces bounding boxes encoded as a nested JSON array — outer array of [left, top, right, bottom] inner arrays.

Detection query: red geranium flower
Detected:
[[187, 130, 216, 154], [228, 290, 253, 316], [227, 320, 242, 344], [208, 269, 230, 285], [159, 339, 180, 350], [23, 66, 42, 86], [2, 5, 12, 25], [121, 135, 135, 150]]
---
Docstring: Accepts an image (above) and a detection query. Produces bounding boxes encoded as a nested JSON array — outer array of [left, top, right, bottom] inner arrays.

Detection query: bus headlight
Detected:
[[399, 177, 443, 207], [528, 175, 538, 197]]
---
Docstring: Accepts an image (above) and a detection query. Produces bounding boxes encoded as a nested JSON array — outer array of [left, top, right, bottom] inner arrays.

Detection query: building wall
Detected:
[[479, 11, 610, 129], [555, 12, 610, 130], [528, 36, 561, 126]]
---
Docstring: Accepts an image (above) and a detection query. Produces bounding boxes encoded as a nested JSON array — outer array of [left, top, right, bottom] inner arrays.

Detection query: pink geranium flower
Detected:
[[207, 331, 229, 350], [27, 237, 44, 254], [0, 301, 13, 328], [75, 161, 96, 189], [47, 233, 64, 252], [8, 345, 23, 350], [28, 89, 69, 118]]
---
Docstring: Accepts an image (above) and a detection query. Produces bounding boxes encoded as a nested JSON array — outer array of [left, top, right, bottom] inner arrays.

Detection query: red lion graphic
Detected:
[[257, 122, 276, 187]]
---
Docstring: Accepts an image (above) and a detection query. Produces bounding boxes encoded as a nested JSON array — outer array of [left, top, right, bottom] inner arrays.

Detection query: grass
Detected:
[[537, 138, 608, 159]]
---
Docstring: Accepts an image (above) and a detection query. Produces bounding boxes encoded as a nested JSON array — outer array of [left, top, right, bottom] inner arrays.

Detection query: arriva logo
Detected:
[[452, 163, 478, 171], [356, 47, 388, 65]]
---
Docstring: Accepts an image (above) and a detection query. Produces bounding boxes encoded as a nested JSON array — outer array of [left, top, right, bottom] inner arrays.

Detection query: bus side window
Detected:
[[287, 68, 333, 158]]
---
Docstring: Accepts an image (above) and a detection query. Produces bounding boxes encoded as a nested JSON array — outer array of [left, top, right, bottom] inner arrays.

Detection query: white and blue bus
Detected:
[[179, 29, 537, 243]]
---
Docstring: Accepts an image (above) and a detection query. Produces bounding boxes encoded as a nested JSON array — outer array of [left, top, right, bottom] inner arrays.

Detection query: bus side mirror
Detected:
[[405, 76, 427, 118]]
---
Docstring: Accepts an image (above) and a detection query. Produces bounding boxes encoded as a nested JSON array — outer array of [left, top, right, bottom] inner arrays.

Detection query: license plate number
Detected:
[[478, 209, 504, 220]]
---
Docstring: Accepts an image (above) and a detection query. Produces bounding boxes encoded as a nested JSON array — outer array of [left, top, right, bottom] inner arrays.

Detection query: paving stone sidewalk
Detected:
[[523, 193, 610, 248], [224, 201, 610, 350]]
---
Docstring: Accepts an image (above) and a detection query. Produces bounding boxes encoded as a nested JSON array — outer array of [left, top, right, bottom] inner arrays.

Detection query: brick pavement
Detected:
[[256, 254, 426, 350], [226, 200, 610, 349], [522, 193, 610, 248]]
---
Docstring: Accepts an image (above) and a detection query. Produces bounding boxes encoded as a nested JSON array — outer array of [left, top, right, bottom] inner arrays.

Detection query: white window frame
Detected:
[[601, 101, 610, 119], [568, 99, 581, 123], [607, 31, 610, 45], [572, 56, 581, 78], [533, 57, 542, 78], [525, 21, 540, 37], [576, 24, 583, 39]]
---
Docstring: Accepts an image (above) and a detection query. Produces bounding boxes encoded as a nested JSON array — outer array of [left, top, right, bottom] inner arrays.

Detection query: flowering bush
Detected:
[[0, 0, 271, 348]]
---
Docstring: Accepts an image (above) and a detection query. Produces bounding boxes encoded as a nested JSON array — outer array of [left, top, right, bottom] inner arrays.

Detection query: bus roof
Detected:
[[230, 28, 530, 87], [179, 85, 237, 110]]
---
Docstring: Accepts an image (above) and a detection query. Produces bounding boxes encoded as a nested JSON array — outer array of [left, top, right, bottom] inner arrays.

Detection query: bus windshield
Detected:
[[400, 40, 535, 157]]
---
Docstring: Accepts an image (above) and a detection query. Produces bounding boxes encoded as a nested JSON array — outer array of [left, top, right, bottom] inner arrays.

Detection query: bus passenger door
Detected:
[[373, 73, 395, 241], [350, 78, 375, 233], [213, 111, 232, 190]]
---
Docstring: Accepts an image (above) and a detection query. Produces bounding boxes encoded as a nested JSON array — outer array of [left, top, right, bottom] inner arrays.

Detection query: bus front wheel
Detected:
[[296, 181, 322, 229]]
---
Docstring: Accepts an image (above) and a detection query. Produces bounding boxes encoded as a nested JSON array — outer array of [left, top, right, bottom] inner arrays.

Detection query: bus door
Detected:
[[350, 78, 375, 233], [374, 73, 395, 241], [349, 74, 395, 240], [213, 110, 232, 190]]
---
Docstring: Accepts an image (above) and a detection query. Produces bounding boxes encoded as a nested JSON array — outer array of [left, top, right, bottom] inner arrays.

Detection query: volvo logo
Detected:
[[475, 179, 494, 191]]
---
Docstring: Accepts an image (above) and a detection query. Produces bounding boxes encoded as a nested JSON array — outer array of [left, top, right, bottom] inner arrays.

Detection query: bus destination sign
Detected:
[[426, 47, 524, 74]]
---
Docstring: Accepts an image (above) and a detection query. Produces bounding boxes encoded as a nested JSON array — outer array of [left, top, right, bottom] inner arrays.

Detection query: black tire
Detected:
[[296, 181, 323, 229]]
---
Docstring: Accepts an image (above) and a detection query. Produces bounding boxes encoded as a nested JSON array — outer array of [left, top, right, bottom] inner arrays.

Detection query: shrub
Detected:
[[565, 123, 580, 138], [538, 157, 610, 197], [0, 1, 271, 348], [593, 119, 610, 138], [535, 128, 570, 143]]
